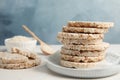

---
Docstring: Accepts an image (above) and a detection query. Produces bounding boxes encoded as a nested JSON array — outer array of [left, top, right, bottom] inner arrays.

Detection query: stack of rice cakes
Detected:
[[57, 21, 114, 68], [0, 48, 40, 69]]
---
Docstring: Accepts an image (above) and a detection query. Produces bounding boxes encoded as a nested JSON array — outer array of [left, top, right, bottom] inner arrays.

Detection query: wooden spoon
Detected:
[[22, 25, 56, 55]]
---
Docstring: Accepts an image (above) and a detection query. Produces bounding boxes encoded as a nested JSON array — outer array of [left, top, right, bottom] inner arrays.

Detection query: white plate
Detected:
[[46, 51, 120, 78]]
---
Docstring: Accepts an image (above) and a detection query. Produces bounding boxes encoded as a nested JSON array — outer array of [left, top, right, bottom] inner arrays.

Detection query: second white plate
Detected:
[[46, 51, 120, 78]]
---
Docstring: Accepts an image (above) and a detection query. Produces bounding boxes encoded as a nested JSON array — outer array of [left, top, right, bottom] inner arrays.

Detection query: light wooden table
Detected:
[[0, 45, 120, 80]]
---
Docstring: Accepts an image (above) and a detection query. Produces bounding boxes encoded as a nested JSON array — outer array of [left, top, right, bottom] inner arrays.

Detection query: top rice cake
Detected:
[[67, 21, 114, 28]]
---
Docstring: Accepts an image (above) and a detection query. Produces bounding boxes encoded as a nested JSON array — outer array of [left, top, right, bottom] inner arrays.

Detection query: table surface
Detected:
[[0, 45, 120, 80]]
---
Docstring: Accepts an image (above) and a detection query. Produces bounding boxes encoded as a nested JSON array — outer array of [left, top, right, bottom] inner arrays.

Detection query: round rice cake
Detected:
[[62, 26, 108, 33], [0, 52, 28, 64], [11, 48, 37, 59], [61, 47, 106, 57], [61, 60, 96, 68], [63, 42, 109, 51], [0, 58, 40, 69], [57, 32, 104, 40], [58, 38, 103, 45], [67, 21, 114, 28], [61, 54, 104, 63]]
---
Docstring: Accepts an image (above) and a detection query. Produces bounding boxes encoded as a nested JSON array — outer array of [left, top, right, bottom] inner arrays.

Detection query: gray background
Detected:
[[0, 0, 119, 45]]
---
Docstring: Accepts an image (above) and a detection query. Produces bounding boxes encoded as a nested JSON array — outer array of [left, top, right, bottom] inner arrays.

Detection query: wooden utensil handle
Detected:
[[22, 25, 43, 44]]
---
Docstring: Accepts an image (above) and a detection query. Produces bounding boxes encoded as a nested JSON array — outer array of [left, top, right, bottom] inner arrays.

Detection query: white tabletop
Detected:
[[0, 45, 120, 80]]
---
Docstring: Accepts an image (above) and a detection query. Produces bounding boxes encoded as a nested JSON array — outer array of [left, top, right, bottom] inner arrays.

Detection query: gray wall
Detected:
[[0, 0, 119, 45]]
